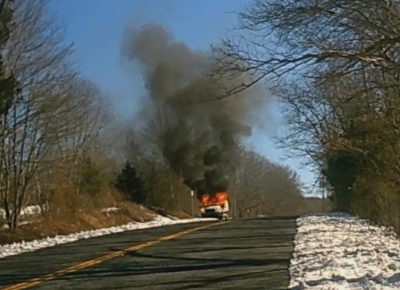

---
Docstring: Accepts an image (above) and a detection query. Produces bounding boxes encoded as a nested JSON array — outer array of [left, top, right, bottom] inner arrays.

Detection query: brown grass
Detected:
[[0, 202, 157, 245], [166, 210, 192, 219]]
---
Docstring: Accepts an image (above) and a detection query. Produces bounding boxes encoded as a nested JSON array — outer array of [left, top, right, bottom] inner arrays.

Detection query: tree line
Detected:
[[0, 0, 116, 229], [216, 0, 400, 229], [125, 129, 307, 218], [0, 0, 310, 230]]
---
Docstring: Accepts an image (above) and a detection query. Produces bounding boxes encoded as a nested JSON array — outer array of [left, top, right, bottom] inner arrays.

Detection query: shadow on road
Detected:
[[0, 218, 297, 290]]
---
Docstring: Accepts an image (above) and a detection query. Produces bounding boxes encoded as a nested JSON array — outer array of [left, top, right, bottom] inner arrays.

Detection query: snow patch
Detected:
[[20, 205, 42, 216], [167, 215, 179, 220], [0, 216, 215, 259], [2, 220, 34, 230], [0, 205, 42, 219], [289, 213, 400, 289], [100, 207, 120, 213]]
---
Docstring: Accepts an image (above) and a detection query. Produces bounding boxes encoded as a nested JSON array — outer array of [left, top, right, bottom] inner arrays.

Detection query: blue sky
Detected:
[[49, 0, 317, 194]]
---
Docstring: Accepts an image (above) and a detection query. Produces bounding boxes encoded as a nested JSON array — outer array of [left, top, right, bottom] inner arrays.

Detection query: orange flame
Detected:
[[200, 192, 227, 207]]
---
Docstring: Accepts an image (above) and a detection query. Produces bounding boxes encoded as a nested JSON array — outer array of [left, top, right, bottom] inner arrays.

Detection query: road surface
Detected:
[[0, 218, 297, 290]]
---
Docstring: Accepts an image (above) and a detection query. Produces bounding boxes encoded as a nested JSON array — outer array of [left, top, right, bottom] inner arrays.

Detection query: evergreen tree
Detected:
[[114, 161, 147, 204], [77, 154, 101, 196], [0, 0, 18, 116]]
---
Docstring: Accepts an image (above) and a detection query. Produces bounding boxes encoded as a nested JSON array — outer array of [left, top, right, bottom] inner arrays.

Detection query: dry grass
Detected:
[[0, 201, 157, 245], [166, 210, 192, 219], [0, 182, 196, 246]]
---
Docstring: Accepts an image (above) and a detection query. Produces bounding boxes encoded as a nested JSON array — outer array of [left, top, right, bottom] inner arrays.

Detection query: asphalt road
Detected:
[[0, 218, 297, 290]]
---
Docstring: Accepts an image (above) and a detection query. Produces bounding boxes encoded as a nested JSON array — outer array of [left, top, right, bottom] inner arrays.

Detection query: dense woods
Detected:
[[216, 0, 400, 229]]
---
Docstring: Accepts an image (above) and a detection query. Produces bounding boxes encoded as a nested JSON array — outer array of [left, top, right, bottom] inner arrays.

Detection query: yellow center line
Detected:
[[1, 221, 228, 290]]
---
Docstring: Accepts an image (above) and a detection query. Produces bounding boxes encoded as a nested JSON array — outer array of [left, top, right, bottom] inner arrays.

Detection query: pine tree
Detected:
[[77, 154, 101, 196], [0, 0, 18, 115], [114, 161, 147, 204]]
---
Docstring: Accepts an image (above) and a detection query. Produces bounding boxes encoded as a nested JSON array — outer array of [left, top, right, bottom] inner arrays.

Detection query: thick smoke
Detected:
[[122, 24, 266, 196]]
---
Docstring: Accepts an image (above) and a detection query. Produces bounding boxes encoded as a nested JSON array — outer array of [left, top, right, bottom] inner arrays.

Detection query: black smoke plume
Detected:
[[121, 24, 266, 196]]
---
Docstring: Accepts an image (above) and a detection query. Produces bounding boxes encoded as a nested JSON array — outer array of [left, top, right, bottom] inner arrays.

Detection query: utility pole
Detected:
[[229, 158, 240, 219], [321, 160, 328, 213], [234, 197, 237, 219], [191, 190, 194, 217], [320, 178, 325, 213], [233, 163, 239, 219]]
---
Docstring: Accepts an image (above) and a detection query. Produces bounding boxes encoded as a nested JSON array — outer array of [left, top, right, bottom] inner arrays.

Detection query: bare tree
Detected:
[[0, 0, 18, 227], [0, 0, 76, 229], [229, 149, 304, 217], [215, 0, 400, 95]]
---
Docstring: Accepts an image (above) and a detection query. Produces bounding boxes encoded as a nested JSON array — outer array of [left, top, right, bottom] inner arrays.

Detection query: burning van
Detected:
[[198, 192, 229, 220]]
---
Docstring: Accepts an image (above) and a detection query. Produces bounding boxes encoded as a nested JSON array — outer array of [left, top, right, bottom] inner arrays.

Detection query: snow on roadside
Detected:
[[0, 215, 216, 259], [289, 213, 400, 290]]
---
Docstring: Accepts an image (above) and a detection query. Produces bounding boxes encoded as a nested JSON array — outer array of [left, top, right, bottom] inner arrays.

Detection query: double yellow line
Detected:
[[2, 221, 228, 290]]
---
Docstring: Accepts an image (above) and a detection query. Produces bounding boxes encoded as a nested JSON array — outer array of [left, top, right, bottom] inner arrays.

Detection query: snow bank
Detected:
[[289, 213, 400, 289], [0, 215, 215, 259]]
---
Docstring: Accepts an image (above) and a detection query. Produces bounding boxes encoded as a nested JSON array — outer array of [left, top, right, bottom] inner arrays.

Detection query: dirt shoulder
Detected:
[[0, 202, 191, 245]]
